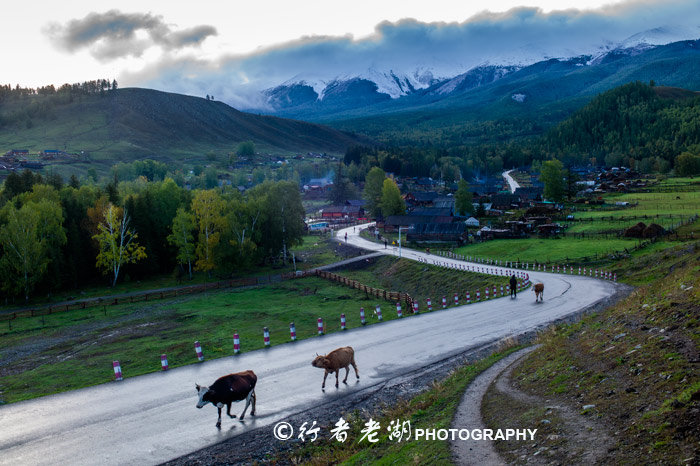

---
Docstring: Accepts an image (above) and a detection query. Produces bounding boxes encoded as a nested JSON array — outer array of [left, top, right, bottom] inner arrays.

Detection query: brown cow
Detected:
[[311, 346, 360, 389], [196, 370, 257, 428], [533, 283, 544, 302]]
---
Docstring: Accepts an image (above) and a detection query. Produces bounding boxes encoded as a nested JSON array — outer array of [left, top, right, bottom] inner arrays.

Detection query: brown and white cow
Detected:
[[533, 283, 544, 302], [311, 346, 359, 389], [196, 370, 257, 428]]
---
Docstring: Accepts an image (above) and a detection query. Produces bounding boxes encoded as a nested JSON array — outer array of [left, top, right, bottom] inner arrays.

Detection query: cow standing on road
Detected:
[[534, 283, 544, 302], [196, 370, 257, 428], [312, 346, 360, 389]]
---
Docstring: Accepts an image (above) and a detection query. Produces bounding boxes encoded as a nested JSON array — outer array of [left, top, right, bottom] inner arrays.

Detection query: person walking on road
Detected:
[[344, 232, 348, 242], [510, 275, 518, 298]]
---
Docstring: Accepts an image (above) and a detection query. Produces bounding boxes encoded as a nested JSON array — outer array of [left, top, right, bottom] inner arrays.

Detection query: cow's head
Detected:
[[195, 384, 211, 408], [311, 354, 329, 369]]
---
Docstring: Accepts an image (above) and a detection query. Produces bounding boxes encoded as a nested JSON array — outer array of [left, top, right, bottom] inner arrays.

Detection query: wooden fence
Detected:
[[314, 269, 413, 308]]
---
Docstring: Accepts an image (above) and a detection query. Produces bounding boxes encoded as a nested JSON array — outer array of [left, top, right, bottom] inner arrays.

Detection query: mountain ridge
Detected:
[[253, 31, 700, 125]]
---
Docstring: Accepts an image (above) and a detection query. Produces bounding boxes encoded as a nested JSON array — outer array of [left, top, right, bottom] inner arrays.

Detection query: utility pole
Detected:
[[398, 226, 407, 258]]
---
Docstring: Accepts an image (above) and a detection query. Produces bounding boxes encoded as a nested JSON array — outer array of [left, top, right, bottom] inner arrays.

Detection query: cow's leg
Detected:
[[351, 359, 360, 379], [322, 370, 329, 389], [342, 365, 349, 384], [227, 402, 236, 418], [335, 369, 340, 388], [240, 392, 252, 420], [250, 390, 256, 416], [216, 406, 222, 428]]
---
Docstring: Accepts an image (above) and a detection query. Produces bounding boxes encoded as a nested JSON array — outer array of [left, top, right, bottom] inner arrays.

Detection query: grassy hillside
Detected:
[[490, 242, 699, 463], [0, 88, 363, 170]]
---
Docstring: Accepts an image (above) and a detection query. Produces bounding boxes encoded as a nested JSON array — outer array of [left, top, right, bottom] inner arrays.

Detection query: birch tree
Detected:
[[93, 204, 146, 287], [167, 208, 196, 279], [191, 190, 225, 275]]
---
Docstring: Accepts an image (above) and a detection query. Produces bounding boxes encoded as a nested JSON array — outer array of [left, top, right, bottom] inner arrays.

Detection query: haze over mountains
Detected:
[[254, 28, 700, 122]]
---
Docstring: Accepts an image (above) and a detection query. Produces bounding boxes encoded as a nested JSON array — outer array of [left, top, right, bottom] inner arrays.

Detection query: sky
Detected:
[[3, 0, 700, 107]]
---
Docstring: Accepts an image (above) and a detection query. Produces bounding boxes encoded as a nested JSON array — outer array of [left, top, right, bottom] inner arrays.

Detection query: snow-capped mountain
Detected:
[[257, 26, 700, 118]]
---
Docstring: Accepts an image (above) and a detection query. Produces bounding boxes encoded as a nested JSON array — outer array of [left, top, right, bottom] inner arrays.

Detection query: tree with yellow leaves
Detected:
[[191, 189, 225, 276], [93, 204, 146, 287]]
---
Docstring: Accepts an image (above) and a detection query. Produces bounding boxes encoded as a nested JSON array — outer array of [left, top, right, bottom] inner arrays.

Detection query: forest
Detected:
[[0, 170, 305, 302], [341, 82, 700, 178]]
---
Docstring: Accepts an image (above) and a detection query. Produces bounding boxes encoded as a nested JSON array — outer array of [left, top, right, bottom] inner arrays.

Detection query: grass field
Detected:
[[575, 192, 700, 219], [0, 257, 503, 404], [0, 234, 340, 312], [454, 237, 638, 263]]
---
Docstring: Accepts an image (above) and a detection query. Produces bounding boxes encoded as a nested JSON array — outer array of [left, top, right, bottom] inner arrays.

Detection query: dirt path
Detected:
[[451, 346, 537, 465], [487, 353, 614, 464]]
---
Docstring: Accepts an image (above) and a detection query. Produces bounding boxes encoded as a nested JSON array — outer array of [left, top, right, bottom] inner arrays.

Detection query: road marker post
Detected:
[[290, 322, 296, 341], [376, 305, 383, 321], [113, 360, 123, 381], [194, 341, 204, 361], [442, 296, 447, 308], [454, 293, 459, 306], [233, 333, 240, 354], [160, 354, 168, 371], [341, 314, 346, 330], [360, 308, 366, 325], [317, 318, 324, 335], [263, 327, 270, 346], [413, 301, 419, 314], [396, 302, 403, 318], [427, 298, 432, 311]]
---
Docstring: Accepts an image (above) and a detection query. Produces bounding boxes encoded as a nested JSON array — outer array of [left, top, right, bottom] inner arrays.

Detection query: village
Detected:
[[0, 148, 86, 172], [307, 165, 667, 247]]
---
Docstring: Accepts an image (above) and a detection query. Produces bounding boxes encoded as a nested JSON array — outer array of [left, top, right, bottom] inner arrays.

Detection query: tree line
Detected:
[[0, 79, 118, 101], [0, 171, 304, 302], [341, 81, 700, 183]]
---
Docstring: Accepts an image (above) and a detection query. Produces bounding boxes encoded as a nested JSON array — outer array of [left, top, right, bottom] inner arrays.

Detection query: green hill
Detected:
[[0, 87, 364, 169]]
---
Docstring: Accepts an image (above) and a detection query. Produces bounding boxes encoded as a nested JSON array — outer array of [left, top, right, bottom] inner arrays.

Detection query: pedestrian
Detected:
[[510, 274, 518, 298], [344, 232, 348, 242]]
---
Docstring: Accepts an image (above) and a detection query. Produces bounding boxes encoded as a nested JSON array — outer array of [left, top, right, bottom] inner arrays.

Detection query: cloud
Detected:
[[124, 0, 700, 108], [45, 10, 217, 60]]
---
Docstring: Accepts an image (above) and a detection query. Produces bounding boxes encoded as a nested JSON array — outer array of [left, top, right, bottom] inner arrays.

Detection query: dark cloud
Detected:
[[45, 10, 217, 60], [125, 0, 700, 108]]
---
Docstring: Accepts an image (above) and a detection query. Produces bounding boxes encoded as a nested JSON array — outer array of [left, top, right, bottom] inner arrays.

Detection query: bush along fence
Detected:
[[109, 255, 530, 381]]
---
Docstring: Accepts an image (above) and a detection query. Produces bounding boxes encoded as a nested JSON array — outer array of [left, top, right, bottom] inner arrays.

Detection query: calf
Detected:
[[311, 346, 359, 389], [533, 283, 544, 302], [196, 370, 256, 428]]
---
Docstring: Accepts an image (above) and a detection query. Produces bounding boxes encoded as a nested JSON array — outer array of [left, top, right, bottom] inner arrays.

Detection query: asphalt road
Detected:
[[0, 225, 618, 465], [503, 169, 521, 194]]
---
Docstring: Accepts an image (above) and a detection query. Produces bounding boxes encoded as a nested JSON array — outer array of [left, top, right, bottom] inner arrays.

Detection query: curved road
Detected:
[[503, 169, 520, 194], [0, 225, 619, 465]]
